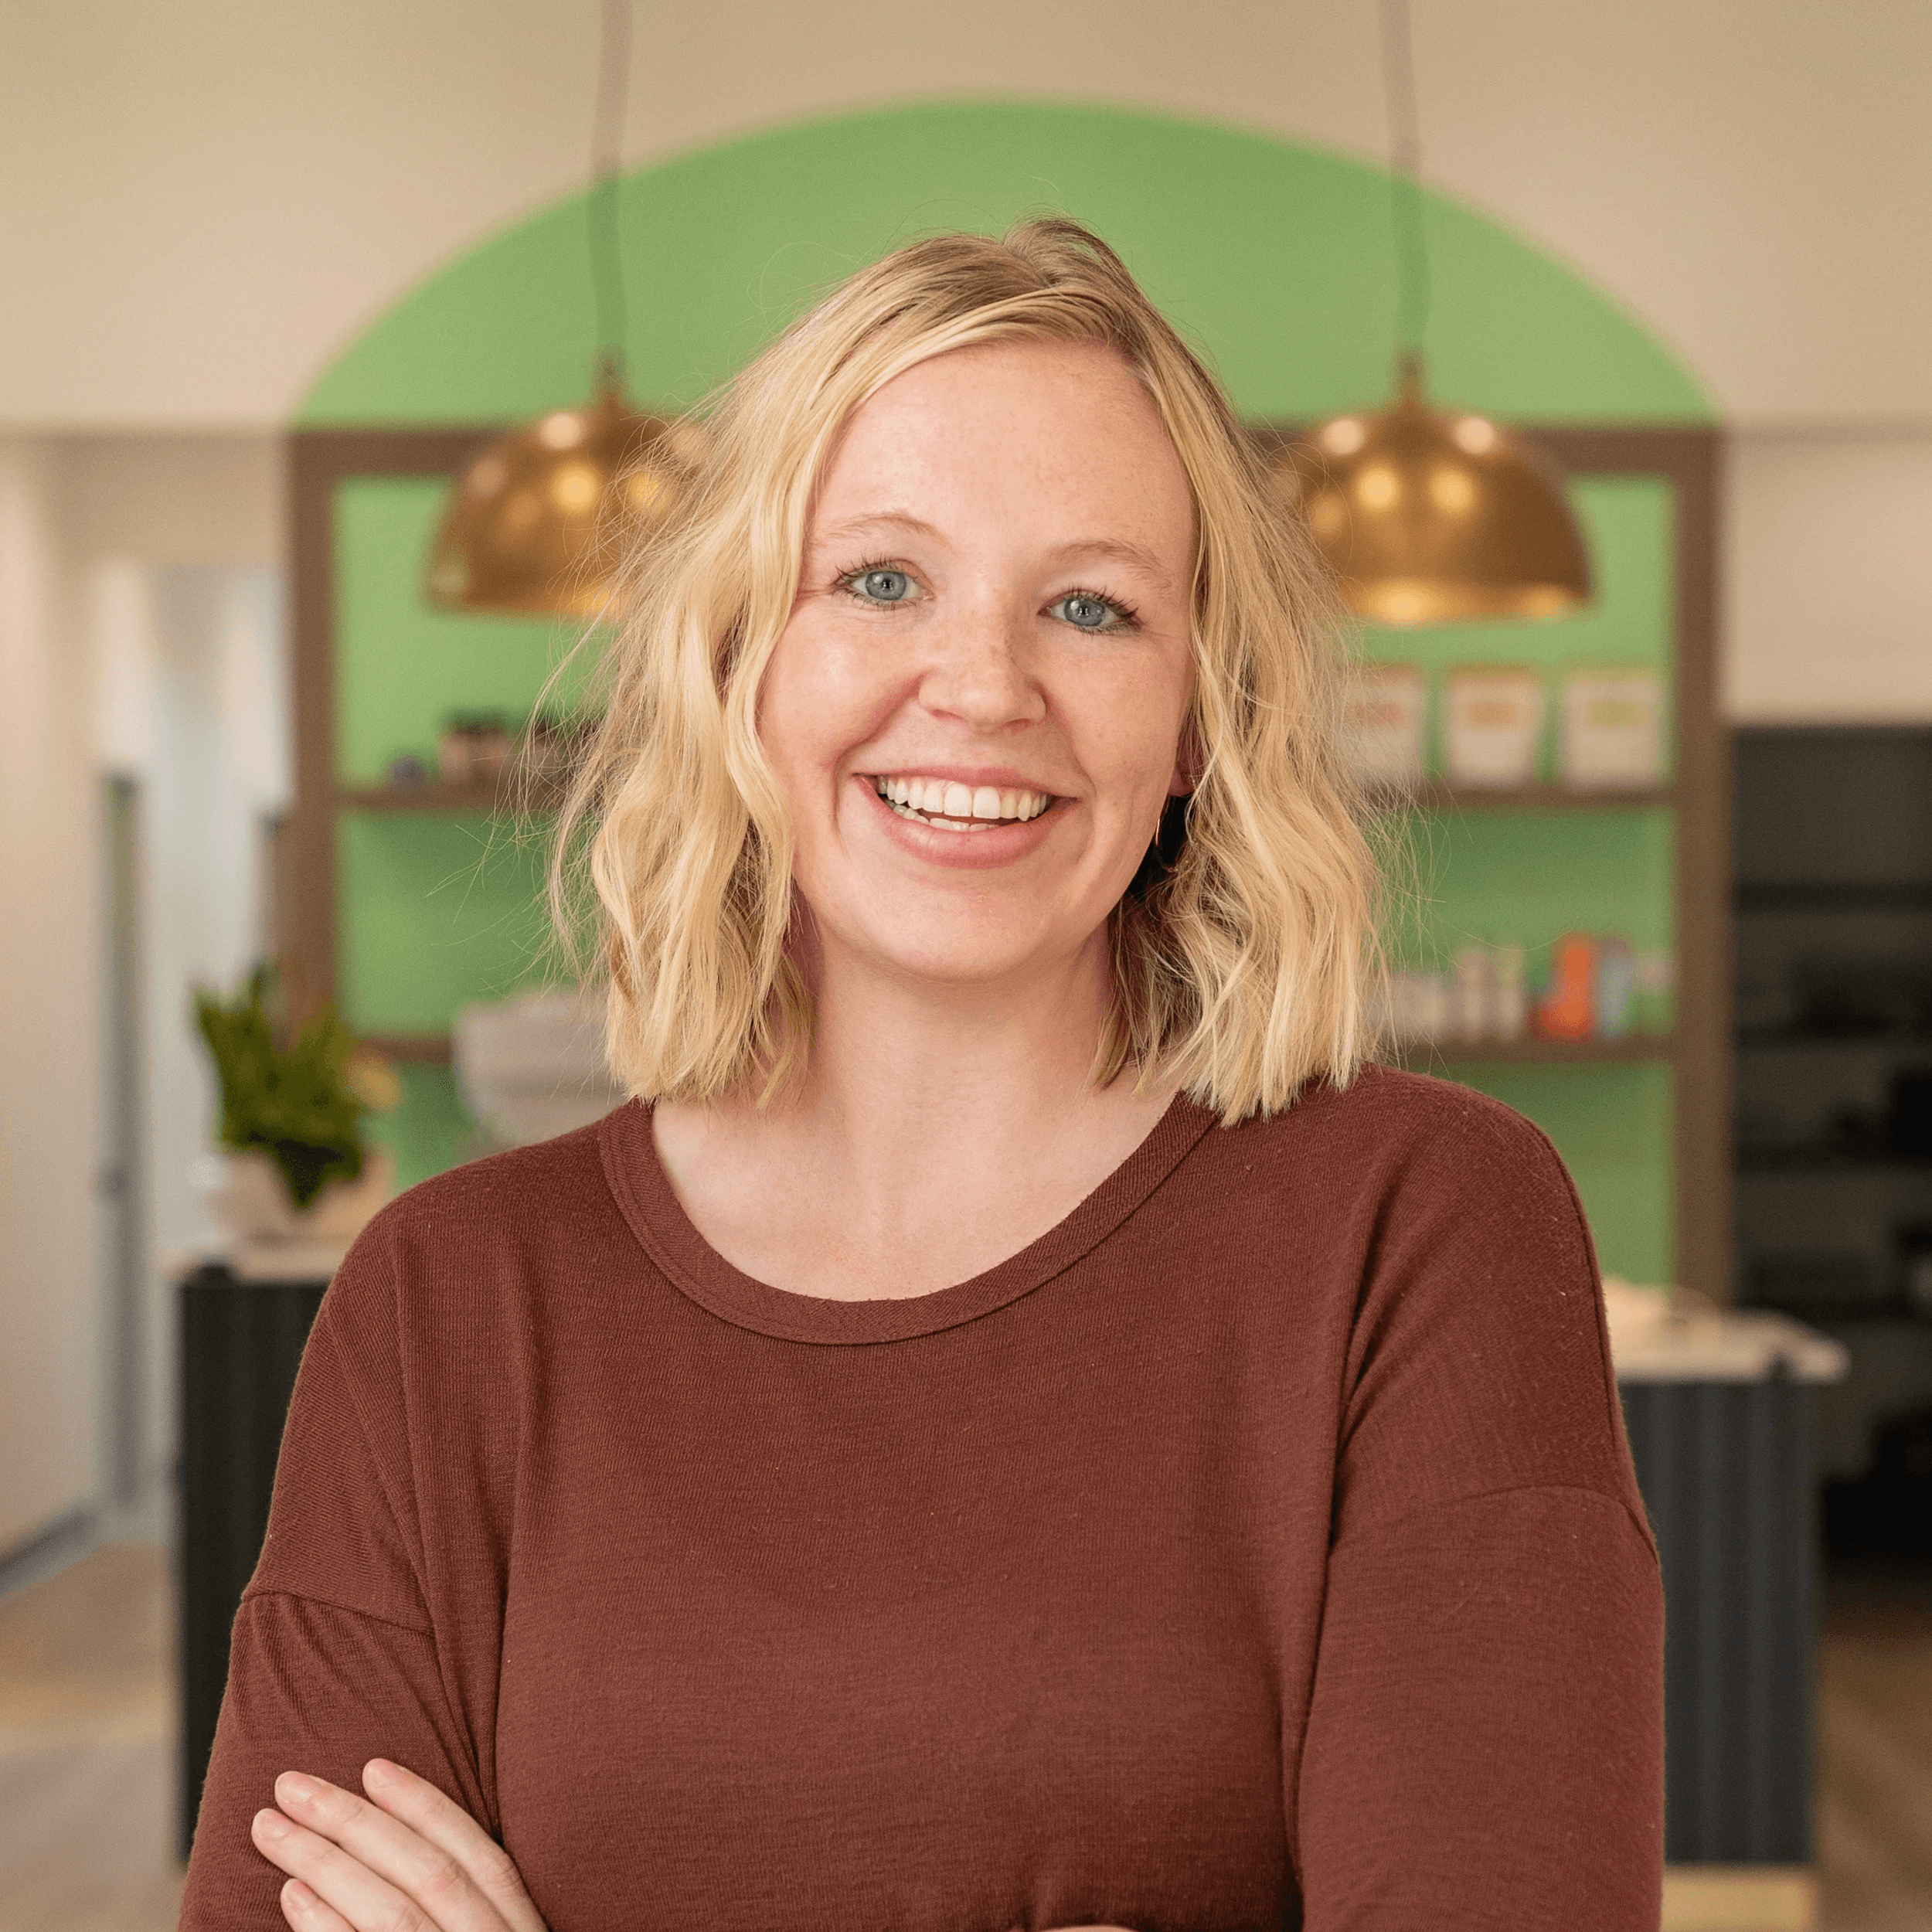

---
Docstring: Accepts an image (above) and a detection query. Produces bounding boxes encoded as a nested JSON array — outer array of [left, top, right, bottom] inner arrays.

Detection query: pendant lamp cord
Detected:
[[1379, 0, 1430, 383], [588, 0, 633, 394]]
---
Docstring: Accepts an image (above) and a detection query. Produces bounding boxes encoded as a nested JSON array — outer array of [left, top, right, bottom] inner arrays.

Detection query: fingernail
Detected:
[[279, 1772, 319, 1801], [284, 1879, 316, 1913], [254, 1808, 289, 1839], [364, 1757, 395, 1784]]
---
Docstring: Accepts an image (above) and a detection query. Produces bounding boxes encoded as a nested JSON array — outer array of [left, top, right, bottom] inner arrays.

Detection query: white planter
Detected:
[[453, 985, 627, 1148], [204, 1145, 394, 1245]]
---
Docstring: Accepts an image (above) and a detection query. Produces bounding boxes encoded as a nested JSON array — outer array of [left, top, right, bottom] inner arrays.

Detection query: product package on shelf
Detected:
[[1631, 950, 1675, 1034], [1560, 667, 1664, 789], [1340, 662, 1427, 794], [1535, 931, 1599, 1040], [1595, 935, 1636, 1038], [1378, 939, 1531, 1049], [1382, 934, 1670, 1053], [1441, 665, 1544, 788]]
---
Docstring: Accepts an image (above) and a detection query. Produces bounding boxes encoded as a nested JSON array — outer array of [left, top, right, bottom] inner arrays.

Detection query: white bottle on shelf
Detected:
[[1492, 941, 1529, 1040], [1453, 946, 1495, 1042]]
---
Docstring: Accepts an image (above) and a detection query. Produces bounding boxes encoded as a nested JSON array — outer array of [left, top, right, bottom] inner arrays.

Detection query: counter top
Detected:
[[164, 1241, 1849, 1383], [165, 1236, 349, 1284], [1610, 1304, 1849, 1383]]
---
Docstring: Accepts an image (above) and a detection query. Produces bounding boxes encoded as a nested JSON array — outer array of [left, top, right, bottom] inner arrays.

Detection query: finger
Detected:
[[260, 1780, 502, 1932], [253, 1808, 442, 1932], [279, 1877, 357, 1932], [362, 1760, 547, 1932]]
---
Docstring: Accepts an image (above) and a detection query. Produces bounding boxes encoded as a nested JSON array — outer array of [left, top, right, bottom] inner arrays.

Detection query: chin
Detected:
[[833, 902, 1078, 989], [873, 933, 1061, 988]]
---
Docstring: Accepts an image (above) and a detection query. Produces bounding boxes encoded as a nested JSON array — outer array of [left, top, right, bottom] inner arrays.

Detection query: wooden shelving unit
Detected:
[[291, 420, 1727, 1294], [1393, 781, 1676, 815], [1401, 1032, 1677, 1068], [370, 1026, 1680, 1078], [353, 1031, 457, 1065], [336, 777, 565, 815]]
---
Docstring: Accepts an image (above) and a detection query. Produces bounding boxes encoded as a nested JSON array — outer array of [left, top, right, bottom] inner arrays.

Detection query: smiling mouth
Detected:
[[869, 774, 1057, 832]]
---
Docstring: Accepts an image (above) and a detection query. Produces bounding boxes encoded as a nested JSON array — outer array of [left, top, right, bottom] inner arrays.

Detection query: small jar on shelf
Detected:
[[1558, 667, 1665, 791], [1339, 662, 1427, 795], [438, 713, 512, 784], [1441, 665, 1544, 789]]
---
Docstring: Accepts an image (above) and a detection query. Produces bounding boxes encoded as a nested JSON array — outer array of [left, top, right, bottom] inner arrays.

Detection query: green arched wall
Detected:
[[301, 99, 1710, 426], [320, 100, 1702, 1287]]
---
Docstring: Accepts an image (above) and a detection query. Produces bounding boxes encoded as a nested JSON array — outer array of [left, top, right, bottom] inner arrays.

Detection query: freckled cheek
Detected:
[[1073, 685, 1189, 821], [760, 634, 885, 797]]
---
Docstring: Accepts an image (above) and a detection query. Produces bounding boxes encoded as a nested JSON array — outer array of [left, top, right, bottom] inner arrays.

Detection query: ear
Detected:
[[1168, 714, 1204, 798]]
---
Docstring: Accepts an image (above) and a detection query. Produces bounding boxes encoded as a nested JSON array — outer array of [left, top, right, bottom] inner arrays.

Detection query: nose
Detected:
[[917, 596, 1046, 733]]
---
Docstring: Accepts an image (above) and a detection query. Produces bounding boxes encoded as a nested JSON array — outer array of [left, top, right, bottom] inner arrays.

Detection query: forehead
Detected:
[[811, 338, 1194, 555]]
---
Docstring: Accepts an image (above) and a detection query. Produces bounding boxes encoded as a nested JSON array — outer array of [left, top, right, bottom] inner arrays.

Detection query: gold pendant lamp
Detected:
[[426, 0, 696, 619], [1277, 2, 1591, 626]]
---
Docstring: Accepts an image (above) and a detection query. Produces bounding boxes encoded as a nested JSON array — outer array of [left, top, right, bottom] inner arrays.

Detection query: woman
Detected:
[[183, 219, 1665, 1932]]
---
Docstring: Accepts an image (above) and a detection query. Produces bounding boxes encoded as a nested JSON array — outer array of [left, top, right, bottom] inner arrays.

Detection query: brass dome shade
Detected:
[[427, 385, 702, 618], [1277, 359, 1592, 627]]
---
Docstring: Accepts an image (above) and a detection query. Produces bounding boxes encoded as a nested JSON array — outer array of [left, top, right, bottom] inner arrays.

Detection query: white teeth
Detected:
[[871, 774, 1053, 826]]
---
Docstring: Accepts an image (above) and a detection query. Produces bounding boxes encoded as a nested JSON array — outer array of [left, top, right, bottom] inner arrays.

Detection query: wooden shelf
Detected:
[[1392, 1032, 1676, 1068], [1372, 781, 1676, 815], [366, 1032, 1679, 1075], [355, 1032, 454, 1065], [335, 777, 564, 815]]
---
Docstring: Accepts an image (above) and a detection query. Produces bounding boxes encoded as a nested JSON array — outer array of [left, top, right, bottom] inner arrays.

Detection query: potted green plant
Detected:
[[193, 964, 400, 1243]]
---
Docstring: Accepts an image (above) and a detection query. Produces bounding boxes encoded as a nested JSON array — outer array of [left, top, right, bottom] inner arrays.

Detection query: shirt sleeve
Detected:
[[1294, 1087, 1665, 1927], [1297, 1485, 1665, 1927], [177, 1228, 501, 1930], [179, 1594, 492, 1930]]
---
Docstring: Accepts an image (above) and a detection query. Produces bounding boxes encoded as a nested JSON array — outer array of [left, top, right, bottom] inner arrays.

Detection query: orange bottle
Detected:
[[1535, 932, 1598, 1040]]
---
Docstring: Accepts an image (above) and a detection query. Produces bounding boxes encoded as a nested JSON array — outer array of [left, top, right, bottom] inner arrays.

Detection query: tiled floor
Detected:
[[1814, 1565, 1932, 1932], [2, 1543, 1928, 1931], [0, 1542, 183, 1931]]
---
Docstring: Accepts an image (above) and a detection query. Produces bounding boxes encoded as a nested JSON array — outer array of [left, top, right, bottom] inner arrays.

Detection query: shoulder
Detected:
[[1185, 1063, 1604, 1386], [1223, 1072, 1635, 1531], [1204, 1061, 1580, 1233], [317, 1109, 636, 1350], [361, 1111, 619, 1251]]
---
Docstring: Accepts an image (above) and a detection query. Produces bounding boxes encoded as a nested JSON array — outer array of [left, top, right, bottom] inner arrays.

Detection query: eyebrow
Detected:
[[815, 512, 943, 548], [1043, 537, 1175, 591], [813, 515, 1175, 591]]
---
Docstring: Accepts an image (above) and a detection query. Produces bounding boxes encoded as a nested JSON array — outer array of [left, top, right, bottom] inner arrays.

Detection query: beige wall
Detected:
[[3, 0, 1930, 431], [1726, 431, 1932, 723], [0, 444, 102, 1549], [0, 435, 281, 1553]]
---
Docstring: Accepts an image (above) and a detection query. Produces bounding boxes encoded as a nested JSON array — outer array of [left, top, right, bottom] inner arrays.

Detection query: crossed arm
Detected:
[[250, 1760, 546, 1932], [252, 1763, 1134, 1932]]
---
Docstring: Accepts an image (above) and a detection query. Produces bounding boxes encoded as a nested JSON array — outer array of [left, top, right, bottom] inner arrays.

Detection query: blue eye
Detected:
[[1052, 591, 1129, 631], [849, 567, 917, 604]]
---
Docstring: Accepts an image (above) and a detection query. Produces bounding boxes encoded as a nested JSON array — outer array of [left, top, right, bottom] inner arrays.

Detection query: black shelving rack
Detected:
[[1731, 727, 1932, 1552]]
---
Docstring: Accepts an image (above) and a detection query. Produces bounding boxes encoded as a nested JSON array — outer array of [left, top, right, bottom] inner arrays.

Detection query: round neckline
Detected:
[[597, 1090, 1219, 1345]]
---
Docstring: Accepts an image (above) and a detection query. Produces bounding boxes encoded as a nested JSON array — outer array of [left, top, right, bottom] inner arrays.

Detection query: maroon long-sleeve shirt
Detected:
[[181, 1066, 1665, 1930]]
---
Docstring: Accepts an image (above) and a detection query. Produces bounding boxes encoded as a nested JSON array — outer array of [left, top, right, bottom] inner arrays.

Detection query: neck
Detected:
[[791, 929, 1119, 1148], [651, 924, 1182, 1298]]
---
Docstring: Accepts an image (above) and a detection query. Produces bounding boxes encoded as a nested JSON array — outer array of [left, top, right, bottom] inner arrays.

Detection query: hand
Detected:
[[251, 1758, 547, 1932]]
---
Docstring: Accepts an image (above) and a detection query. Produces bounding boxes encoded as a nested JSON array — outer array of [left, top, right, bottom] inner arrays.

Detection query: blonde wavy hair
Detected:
[[551, 216, 1381, 1123]]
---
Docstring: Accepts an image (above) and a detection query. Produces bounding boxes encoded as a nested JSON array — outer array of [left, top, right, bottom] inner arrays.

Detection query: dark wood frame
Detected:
[[287, 423, 1727, 1296]]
